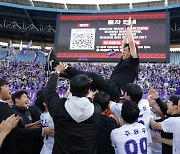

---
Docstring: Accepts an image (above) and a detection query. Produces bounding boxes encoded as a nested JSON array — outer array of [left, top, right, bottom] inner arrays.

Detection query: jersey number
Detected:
[[125, 137, 147, 154]]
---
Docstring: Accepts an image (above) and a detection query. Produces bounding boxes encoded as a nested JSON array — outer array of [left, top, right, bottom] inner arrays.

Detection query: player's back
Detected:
[[137, 99, 152, 153], [111, 122, 148, 154]]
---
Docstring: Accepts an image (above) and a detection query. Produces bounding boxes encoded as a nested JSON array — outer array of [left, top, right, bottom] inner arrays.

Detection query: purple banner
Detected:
[[11, 89, 174, 106], [11, 89, 66, 106]]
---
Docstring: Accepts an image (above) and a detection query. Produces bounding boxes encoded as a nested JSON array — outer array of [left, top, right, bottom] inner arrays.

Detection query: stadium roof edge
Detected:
[[0, 2, 180, 13]]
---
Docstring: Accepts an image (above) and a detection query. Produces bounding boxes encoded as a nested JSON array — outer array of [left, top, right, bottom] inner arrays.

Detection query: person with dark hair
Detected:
[[94, 91, 117, 154], [0, 78, 53, 154], [11, 90, 54, 154], [150, 100, 180, 154], [124, 83, 143, 104], [34, 90, 54, 154], [11, 91, 33, 126], [150, 92, 180, 154], [28, 89, 45, 154], [45, 17, 139, 101], [110, 83, 153, 153], [44, 63, 102, 154], [111, 100, 148, 154]]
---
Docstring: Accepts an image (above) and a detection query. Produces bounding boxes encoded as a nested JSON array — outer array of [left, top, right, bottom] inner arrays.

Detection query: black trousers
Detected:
[[64, 67, 121, 101]]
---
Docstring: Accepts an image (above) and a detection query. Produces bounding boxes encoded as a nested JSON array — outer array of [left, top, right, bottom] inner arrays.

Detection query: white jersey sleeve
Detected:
[[162, 117, 180, 154], [40, 112, 54, 154], [137, 99, 152, 147], [162, 117, 180, 133], [110, 101, 123, 122]]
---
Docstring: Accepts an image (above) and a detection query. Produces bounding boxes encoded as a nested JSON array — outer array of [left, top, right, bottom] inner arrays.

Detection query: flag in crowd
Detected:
[[19, 40, 23, 53], [34, 49, 39, 62], [6, 39, 16, 57], [26, 40, 32, 49], [107, 49, 116, 56], [20, 40, 32, 55]]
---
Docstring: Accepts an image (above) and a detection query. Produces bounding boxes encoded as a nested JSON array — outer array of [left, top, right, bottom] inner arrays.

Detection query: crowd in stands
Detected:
[[0, 16, 180, 154], [0, 60, 179, 95]]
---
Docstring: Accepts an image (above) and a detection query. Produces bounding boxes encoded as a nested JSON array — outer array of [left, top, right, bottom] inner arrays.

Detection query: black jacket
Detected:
[[28, 105, 43, 154], [110, 56, 139, 91], [0, 101, 42, 154], [97, 115, 117, 154], [45, 73, 101, 154]]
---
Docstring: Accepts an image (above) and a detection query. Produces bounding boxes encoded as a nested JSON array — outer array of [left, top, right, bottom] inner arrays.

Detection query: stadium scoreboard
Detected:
[[55, 12, 170, 62]]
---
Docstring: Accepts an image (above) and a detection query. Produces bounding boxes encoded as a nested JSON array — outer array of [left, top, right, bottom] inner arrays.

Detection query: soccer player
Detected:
[[150, 115, 180, 154], [110, 83, 153, 153], [111, 100, 148, 154], [45, 17, 139, 101], [150, 96, 180, 154]]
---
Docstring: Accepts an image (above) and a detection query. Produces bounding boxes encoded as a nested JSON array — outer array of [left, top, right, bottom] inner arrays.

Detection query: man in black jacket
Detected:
[[45, 17, 139, 101], [44, 64, 101, 154], [0, 78, 53, 154]]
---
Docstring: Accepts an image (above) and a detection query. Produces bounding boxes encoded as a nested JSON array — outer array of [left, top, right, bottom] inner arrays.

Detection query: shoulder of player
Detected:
[[111, 126, 125, 136]]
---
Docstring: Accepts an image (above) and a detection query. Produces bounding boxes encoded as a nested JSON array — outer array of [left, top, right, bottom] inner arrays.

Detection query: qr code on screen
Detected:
[[70, 28, 96, 50]]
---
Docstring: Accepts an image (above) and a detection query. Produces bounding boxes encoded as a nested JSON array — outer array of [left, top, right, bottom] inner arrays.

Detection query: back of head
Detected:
[[93, 91, 110, 112], [70, 74, 90, 97], [121, 100, 140, 124], [125, 83, 143, 104], [35, 90, 45, 112], [36, 89, 45, 98], [169, 95, 180, 106], [11, 90, 28, 104], [0, 78, 8, 90]]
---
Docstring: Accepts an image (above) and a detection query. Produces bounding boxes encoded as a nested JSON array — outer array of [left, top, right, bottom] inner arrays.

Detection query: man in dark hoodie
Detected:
[[44, 63, 102, 154]]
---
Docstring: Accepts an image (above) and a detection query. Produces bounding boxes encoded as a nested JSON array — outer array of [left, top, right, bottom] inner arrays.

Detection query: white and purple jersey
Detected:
[[162, 117, 180, 154], [110, 99, 153, 152], [111, 122, 148, 154], [40, 112, 54, 154], [137, 99, 153, 146]]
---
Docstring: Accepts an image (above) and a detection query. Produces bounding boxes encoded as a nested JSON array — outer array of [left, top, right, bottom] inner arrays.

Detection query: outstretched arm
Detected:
[[121, 31, 128, 53], [126, 17, 138, 58], [152, 136, 172, 146], [150, 118, 163, 130]]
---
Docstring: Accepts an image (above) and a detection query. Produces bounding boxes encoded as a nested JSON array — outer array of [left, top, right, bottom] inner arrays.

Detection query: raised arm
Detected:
[[126, 17, 138, 58], [152, 136, 172, 146], [150, 118, 163, 130], [44, 63, 67, 117], [149, 89, 168, 116], [121, 31, 128, 53]]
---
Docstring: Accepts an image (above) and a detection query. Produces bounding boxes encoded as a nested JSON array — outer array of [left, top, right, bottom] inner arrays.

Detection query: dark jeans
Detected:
[[65, 67, 121, 101]]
